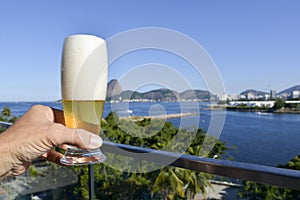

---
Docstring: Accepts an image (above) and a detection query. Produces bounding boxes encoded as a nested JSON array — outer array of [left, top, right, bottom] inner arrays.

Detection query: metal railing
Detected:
[[0, 121, 13, 129], [101, 141, 300, 191]]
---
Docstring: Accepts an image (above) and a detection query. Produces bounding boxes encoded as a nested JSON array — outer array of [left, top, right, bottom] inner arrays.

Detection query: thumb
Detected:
[[48, 124, 103, 149], [74, 129, 103, 149]]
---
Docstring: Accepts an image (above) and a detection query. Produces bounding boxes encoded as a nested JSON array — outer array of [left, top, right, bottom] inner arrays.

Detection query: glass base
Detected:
[[60, 147, 106, 165]]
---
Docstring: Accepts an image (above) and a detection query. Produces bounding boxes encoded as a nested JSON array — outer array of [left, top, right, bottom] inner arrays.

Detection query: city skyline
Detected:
[[107, 77, 300, 95], [106, 79, 300, 102], [102, 79, 300, 104], [0, 1, 299, 101]]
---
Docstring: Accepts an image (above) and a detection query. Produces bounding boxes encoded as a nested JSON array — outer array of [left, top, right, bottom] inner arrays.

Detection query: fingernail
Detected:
[[90, 134, 103, 149]]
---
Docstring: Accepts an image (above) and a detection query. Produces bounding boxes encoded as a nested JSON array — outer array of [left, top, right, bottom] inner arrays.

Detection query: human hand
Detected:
[[0, 105, 103, 179]]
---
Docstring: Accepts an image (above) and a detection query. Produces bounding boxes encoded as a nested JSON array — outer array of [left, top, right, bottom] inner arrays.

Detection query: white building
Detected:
[[247, 92, 255, 100], [228, 101, 274, 108], [291, 91, 300, 99], [228, 93, 240, 101], [219, 93, 228, 101], [270, 90, 276, 99], [264, 94, 270, 100]]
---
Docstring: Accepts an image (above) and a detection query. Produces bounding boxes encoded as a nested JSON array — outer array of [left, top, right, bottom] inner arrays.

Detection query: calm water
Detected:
[[1, 101, 300, 167]]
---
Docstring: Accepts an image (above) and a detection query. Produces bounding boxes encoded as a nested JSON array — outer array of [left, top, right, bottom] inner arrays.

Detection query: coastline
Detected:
[[207, 105, 300, 114], [272, 109, 300, 114], [119, 112, 199, 121]]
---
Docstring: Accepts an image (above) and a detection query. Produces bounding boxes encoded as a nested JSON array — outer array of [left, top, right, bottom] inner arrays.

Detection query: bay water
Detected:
[[1, 101, 299, 167]]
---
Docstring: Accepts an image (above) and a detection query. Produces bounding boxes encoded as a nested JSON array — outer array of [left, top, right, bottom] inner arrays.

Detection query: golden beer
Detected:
[[62, 100, 105, 134]]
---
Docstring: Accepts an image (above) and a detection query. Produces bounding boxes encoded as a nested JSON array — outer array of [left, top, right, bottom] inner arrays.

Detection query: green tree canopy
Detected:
[[0, 106, 19, 133], [273, 98, 286, 110], [0, 106, 18, 124], [238, 155, 300, 200], [65, 112, 230, 200]]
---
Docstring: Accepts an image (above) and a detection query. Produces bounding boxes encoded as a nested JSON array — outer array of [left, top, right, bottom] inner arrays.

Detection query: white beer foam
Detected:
[[61, 34, 108, 100]]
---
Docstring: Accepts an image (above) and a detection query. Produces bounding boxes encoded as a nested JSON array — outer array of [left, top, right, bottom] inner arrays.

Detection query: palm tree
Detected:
[[1, 106, 11, 121], [153, 166, 212, 200], [101, 112, 229, 199]]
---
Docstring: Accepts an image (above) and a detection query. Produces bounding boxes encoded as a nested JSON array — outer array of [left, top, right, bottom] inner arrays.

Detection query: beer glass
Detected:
[[60, 34, 107, 165]]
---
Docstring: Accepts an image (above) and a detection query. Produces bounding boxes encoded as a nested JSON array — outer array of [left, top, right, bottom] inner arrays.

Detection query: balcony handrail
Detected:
[[0, 121, 13, 128], [2, 118, 300, 191], [102, 141, 300, 191]]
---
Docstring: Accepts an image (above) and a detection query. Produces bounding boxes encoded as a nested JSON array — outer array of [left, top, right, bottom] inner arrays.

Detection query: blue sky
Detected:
[[0, 1, 299, 101]]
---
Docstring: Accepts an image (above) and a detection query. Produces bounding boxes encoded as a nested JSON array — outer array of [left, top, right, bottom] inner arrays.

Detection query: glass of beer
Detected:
[[60, 34, 107, 165]]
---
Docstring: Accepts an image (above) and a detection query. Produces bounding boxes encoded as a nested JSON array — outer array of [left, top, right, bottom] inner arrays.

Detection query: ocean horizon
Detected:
[[1, 101, 300, 167]]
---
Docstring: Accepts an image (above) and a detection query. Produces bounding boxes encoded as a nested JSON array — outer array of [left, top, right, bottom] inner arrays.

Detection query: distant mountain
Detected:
[[106, 79, 122, 100], [106, 80, 300, 101], [120, 90, 144, 100], [180, 90, 212, 100], [143, 89, 180, 101], [278, 85, 300, 95], [240, 89, 268, 96], [106, 79, 214, 101], [239, 85, 300, 96]]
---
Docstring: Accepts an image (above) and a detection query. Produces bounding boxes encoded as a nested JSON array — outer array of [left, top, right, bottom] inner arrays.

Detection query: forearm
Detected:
[[0, 132, 14, 180]]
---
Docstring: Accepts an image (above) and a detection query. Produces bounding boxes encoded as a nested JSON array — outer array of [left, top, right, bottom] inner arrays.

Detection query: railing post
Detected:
[[88, 165, 95, 200]]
